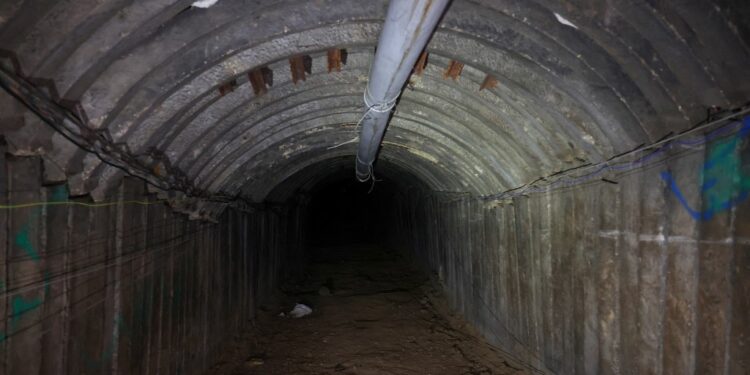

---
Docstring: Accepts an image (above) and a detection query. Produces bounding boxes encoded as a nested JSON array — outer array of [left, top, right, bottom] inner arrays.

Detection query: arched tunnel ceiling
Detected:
[[1, 0, 749, 204], [265, 156, 434, 203]]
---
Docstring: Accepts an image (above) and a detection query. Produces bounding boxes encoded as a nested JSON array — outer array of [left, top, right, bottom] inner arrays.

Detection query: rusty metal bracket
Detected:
[[248, 66, 273, 96], [218, 79, 238, 96], [327, 49, 348, 72], [443, 60, 464, 80], [289, 55, 312, 84], [479, 75, 498, 91], [413, 52, 428, 76]]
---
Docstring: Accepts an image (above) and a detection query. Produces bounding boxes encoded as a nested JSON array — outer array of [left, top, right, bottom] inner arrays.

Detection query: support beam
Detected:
[[413, 52, 429, 76], [0, 64, 203, 199], [327, 49, 346, 72], [289, 55, 312, 84], [354, 0, 450, 181], [218, 79, 237, 96], [443, 60, 464, 80], [248, 67, 273, 96], [480, 74, 498, 91]]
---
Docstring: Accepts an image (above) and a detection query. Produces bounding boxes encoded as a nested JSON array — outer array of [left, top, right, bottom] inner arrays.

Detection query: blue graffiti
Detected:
[[14, 223, 40, 261], [1, 185, 67, 341], [662, 116, 750, 221], [10, 185, 65, 261]]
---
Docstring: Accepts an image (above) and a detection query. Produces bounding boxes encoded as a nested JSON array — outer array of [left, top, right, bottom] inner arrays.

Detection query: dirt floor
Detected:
[[204, 244, 532, 375]]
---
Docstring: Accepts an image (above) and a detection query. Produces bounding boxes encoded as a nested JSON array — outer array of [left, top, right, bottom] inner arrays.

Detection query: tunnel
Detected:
[[0, 0, 749, 373]]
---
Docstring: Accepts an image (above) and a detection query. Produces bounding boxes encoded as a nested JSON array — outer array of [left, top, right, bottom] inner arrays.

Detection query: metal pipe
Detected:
[[355, 0, 450, 181]]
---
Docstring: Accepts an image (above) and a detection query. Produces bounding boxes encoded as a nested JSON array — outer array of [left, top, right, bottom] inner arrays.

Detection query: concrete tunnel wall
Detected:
[[1, 121, 750, 375], [0, 153, 306, 374], [0, 0, 750, 374], [384, 128, 750, 374]]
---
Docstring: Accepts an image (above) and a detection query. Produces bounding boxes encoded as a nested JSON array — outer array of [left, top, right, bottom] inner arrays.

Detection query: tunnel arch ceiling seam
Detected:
[[222, 127, 496, 200], [91, 36, 656, 200], [1, 0, 748, 209], [187, 87, 532, 191], [165, 55, 572, 178]]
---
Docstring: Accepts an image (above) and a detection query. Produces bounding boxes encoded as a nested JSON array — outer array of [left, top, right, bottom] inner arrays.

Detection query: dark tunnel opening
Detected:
[[241, 167, 518, 375], [305, 174, 396, 247]]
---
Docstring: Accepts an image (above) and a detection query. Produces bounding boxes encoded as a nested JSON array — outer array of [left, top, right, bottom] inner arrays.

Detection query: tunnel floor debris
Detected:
[[204, 244, 529, 375]]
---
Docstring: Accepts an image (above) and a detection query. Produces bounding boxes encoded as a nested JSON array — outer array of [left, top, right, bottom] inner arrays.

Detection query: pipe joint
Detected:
[[356, 156, 373, 182], [364, 89, 398, 114]]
